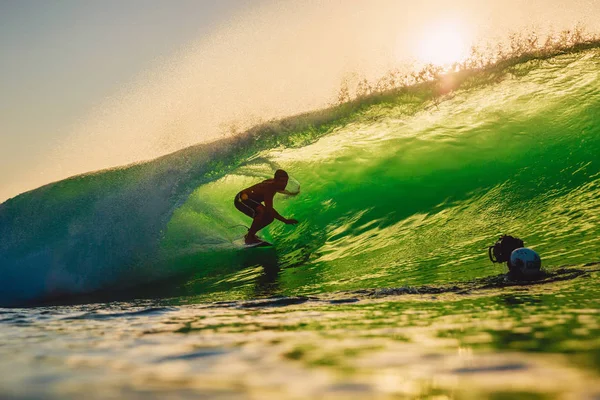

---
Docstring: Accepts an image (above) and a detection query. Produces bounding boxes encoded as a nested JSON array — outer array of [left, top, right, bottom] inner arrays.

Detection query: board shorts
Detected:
[[234, 192, 263, 218]]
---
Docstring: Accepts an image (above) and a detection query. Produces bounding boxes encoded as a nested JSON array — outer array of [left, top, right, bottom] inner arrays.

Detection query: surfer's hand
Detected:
[[279, 189, 300, 196], [285, 218, 299, 225]]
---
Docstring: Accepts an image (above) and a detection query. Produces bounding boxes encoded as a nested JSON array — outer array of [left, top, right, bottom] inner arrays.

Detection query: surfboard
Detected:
[[244, 240, 273, 248], [232, 238, 273, 248]]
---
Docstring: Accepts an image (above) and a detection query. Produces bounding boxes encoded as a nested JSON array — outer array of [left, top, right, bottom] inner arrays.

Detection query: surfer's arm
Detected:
[[272, 209, 297, 224], [265, 195, 298, 225]]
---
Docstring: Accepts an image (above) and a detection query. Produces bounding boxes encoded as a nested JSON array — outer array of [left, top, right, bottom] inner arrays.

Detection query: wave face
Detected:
[[1, 48, 600, 306]]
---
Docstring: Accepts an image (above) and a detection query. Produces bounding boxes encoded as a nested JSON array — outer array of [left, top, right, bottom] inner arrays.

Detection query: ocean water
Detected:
[[1, 45, 600, 399]]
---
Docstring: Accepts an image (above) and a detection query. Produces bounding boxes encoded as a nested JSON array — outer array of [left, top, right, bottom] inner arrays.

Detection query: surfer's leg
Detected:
[[247, 207, 274, 240]]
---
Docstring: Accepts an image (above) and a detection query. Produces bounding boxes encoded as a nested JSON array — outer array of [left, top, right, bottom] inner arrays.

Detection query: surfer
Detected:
[[234, 169, 299, 245]]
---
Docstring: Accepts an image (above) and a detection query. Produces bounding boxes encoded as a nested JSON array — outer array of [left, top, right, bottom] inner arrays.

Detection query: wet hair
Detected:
[[274, 169, 288, 179]]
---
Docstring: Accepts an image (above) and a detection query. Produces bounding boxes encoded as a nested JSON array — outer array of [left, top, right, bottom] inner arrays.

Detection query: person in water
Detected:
[[234, 169, 299, 244]]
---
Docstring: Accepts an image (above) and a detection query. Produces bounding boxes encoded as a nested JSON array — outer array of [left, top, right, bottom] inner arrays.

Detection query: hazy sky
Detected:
[[1, 0, 599, 202], [0, 0, 255, 200]]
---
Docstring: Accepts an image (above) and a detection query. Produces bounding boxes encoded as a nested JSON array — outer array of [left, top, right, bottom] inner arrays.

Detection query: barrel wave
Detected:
[[1, 47, 599, 306]]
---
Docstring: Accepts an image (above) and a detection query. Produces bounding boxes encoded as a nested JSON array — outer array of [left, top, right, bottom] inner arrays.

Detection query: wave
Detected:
[[1, 44, 600, 306]]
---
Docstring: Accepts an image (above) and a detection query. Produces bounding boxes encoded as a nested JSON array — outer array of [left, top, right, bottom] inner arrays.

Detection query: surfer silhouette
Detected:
[[234, 169, 299, 245]]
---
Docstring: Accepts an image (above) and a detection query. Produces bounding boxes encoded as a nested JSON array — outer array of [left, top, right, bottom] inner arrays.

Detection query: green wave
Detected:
[[162, 48, 600, 301], [1, 46, 599, 306]]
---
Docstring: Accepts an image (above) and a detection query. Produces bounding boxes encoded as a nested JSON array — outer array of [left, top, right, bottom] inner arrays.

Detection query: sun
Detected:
[[416, 20, 469, 66]]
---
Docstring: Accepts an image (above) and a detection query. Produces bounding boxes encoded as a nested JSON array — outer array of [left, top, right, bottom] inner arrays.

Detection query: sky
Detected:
[[0, 0, 254, 201], [1, 0, 599, 202]]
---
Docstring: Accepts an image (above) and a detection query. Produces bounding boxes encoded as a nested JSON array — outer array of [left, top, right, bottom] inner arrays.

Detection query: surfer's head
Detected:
[[274, 169, 289, 190]]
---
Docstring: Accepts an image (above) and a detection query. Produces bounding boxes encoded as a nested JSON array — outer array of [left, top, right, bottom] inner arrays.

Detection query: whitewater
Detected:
[[1, 43, 599, 399]]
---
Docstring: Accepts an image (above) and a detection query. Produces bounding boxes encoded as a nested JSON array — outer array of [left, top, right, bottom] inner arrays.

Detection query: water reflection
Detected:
[[499, 294, 543, 306], [2, 269, 598, 399], [240, 246, 281, 298]]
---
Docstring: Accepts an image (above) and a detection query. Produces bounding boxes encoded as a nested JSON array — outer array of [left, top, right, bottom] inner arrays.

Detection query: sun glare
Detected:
[[416, 21, 469, 66]]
